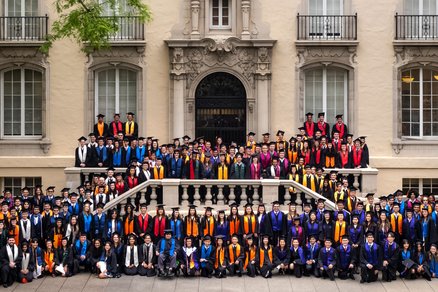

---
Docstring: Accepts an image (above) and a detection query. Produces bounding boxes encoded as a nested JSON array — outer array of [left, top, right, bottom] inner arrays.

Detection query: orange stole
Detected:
[[9, 225, 19, 245], [97, 122, 104, 136], [334, 221, 346, 243], [124, 217, 134, 235], [390, 213, 403, 235], [54, 232, 63, 249], [228, 244, 241, 263], [288, 150, 298, 164], [259, 247, 273, 268], [243, 215, 256, 234], [44, 250, 54, 273], [203, 217, 214, 236], [325, 156, 335, 168], [244, 246, 257, 270], [187, 218, 199, 237], [215, 247, 225, 269], [229, 217, 240, 235], [154, 166, 165, 179]]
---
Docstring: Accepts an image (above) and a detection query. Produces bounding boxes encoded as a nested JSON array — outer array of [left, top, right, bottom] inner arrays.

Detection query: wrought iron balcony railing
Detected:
[[0, 16, 48, 41], [395, 14, 438, 40], [297, 14, 357, 41]]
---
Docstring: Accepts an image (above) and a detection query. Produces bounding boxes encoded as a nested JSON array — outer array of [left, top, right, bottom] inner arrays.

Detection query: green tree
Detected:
[[41, 0, 151, 53]]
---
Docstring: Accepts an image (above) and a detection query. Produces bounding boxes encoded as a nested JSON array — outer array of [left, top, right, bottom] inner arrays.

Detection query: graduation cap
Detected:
[[246, 234, 254, 240], [164, 229, 173, 235], [188, 204, 197, 209], [215, 234, 225, 240], [88, 132, 96, 137], [217, 209, 226, 214], [271, 200, 280, 205], [351, 213, 360, 220], [171, 207, 180, 211], [393, 189, 403, 196], [318, 112, 325, 117], [228, 202, 239, 208], [335, 114, 343, 119], [204, 206, 214, 212], [405, 208, 413, 213], [61, 188, 70, 193], [78, 136, 87, 142], [203, 235, 212, 241], [293, 216, 301, 221], [379, 195, 387, 201], [276, 130, 285, 136], [261, 234, 270, 239], [317, 198, 326, 204], [306, 112, 314, 117], [324, 238, 333, 243], [156, 204, 166, 209], [346, 133, 354, 138], [365, 231, 374, 237], [182, 135, 191, 140], [422, 207, 430, 212], [358, 136, 367, 140], [304, 164, 311, 169], [96, 114, 105, 118], [341, 234, 349, 240], [289, 137, 297, 142], [83, 200, 93, 206], [366, 193, 375, 198], [349, 186, 358, 192], [262, 133, 270, 137], [298, 126, 305, 131], [96, 203, 105, 209], [247, 131, 255, 136], [126, 112, 135, 116]]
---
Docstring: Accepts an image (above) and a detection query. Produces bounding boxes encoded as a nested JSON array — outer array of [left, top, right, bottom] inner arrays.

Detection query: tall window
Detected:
[[210, 0, 231, 29], [404, 0, 438, 38], [309, 0, 343, 15], [401, 68, 438, 138], [2, 177, 41, 197], [1, 68, 43, 138], [402, 178, 438, 195], [95, 68, 137, 123], [4, 0, 39, 39], [304, 67, 348, 122]]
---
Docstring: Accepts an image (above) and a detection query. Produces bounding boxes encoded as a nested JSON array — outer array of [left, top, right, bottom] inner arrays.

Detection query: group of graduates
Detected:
[[74, 112, 369, 199], [0, 180, 438, 286]]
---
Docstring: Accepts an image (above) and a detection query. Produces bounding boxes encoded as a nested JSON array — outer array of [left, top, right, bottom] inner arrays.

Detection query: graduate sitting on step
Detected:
[[138, 234, 156, 277], [256, 235, 275, 278], [336, 235, 356, 280], [243, 234, 257, 277], [156, 229, 179, 277], [122, 234, 142, 275], [227, 234, 244, 277], [178, 236, 199, 277], [213, 235, 228, 278], [198, 236, 215, 278], [317, 238, 337, 281]]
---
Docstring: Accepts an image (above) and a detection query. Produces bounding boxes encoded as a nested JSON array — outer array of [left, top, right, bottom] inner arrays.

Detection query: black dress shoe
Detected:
[[3, 284, 8, 288]]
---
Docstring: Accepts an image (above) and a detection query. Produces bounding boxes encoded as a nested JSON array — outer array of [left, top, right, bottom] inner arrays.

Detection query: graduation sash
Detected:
[[200, 245, 212, 268], [214, 247, 225, 269], [390, 213, 403, 235], [340, 151, 349, 168], [334, 221, 346, 243], [228, 244, 241, 263], [325, 155, 335, 168], [244, 246, 257, 269], [186, 217, 199, 237], [124, 216, 134, 235], [154, 166, 165, 179], [97, 122, 104, 137], [203, 217, 215, 237], [218, 165, 228, 180], [305, 122, 315, 137], [334, 191, 345, 202], [137, 215, 149, 233], [154, 216, 166, 238], [335, 123, 345, 138], [125, 122, 134, 135], [160, 239, 175, 255], [302, 175, 316, 192], [229, 216, 240, 235], [288, 149, 298, 164], [44, 250, 54, 273], [352, 148, 362, 167], [243, 215, 256, 234], [259, 247, 273, 268]]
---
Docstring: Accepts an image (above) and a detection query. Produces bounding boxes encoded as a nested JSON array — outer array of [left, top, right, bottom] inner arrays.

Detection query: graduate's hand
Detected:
[[349, 264, 354, 269], [9, 262, 15, 268], [328, 264, 333, 269], [80, 163, 85, 167], [98, 163, 103, 167], [383, 260, 388, 267], [80, 255, 86, 260], [235, 260, 239, 264], [366, 264, 373, 269], [251, 261, 255, 264], [156, 251, 160, 256], [149, 264, 153, 269]]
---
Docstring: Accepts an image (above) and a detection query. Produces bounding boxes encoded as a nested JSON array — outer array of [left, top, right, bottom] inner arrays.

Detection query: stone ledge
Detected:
[[0, 138, 51, 154], [392, 139, 438, 154], [295, 40, 359, 47]]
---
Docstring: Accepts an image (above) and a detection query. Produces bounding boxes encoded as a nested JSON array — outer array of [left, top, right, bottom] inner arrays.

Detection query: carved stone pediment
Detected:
[[86, 46, 145, 67], [394, 46, 438, 67], [296, 46, 357, 68], [167, 38, 275, 88], [0, 47, 47, 67]]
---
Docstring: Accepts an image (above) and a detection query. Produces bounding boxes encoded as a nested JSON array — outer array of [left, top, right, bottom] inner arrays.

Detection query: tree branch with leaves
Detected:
[[41, 0, 152, 54]]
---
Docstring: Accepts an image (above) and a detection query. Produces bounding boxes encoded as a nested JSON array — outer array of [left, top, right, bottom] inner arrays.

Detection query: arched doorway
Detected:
[[195, 72, 247, 144]]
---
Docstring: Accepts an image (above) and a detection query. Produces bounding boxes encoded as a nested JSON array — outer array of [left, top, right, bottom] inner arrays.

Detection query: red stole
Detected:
[[250, 163, 260, 179], [313, 148, 321, 164], [352, 148, 362, 167], [111, 121, 123, 136], [318, 122, 327, 135], [138, 215, 149, 233], [305, 122, 315, 137], [154, 216, 166, 237], [189, 161, 195, 179], [340, 151, 349, 168], [335, 123, 345, 138], [127, 177, 138, 189], [301, 150, 311, 164]]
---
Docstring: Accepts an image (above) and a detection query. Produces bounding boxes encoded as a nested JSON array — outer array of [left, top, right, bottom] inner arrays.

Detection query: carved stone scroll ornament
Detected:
[[296, 46, 357, 68]]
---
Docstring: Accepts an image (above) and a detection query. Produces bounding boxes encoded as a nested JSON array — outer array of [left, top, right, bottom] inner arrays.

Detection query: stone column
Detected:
[[162, 179, 181, 207], [241, 0, 251, 40], [170, 48, 186, 138], [191, 0, 201, 39], [255, 47, 271, 137]]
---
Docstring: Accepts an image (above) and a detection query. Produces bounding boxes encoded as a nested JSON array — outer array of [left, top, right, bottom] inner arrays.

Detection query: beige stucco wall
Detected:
[[0, 0, 438, 193]]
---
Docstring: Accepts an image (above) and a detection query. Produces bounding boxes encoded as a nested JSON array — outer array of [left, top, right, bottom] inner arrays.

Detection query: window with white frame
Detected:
[[403, 0, 438, 38], [210, 0, 231, 29], [2, 177, 41, 197], [401, 68, 438, 138], [402, 178, 438, 195], [304, 67, 348, 123], [5, 0, 40, 39], [95, 68, 137, 123], [1, 68, 43, 138], [309, 0, 343, 15]]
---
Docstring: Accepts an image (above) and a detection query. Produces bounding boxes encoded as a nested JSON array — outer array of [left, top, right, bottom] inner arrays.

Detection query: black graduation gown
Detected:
[[134, 214, 154, 238], [75, 147, 94, 167], [381, 242, 399, 281], [123, 121, 139, 139], [0, 245, 23, 285], [93, 123, 109, 138]]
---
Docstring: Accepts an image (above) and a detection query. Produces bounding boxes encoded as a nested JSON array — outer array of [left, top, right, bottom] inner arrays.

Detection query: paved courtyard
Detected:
[[3, 273, 438, 292]]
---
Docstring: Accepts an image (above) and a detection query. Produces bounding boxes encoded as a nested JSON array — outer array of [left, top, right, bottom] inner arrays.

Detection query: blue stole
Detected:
[[383, 241, 397, 259], [136, 146, 146, 162], [348, 225, 361, 244], [171, 159, 182, 177], [271, 211, 283, 231], [365, 243, 378, 265], [75, 239, 88, 257], [113, 149, 122, 166], [107, 220, 122, 239], [422, 220, 429, 240], [125, 147, 132, 165], [32, 247, 43, 265], [31, 214, 42, 236], [200, 245, 213, 268], [94, 214, 106, 234], [321, 247, 334, 266], [401, 250, 411, 261], [69, 203, 80, 216], [215, 222, 229, 241], [339, 245, 352, 268], [307, 221, 319, 235], [306, 242, 319, 260], [160, 238, 175, 255], [432, 211, 437, 226], [83, 213, 92, 233], [96, 146, 107, 161], [170, 219, 182, 239]]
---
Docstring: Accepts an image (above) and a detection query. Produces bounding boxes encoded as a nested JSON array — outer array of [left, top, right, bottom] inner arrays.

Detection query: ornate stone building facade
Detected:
[[1, 0, 438, 195]]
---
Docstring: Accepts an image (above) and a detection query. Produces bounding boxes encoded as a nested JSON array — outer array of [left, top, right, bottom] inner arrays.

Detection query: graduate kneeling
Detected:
[[178, 236, 199, 277], [157, 229, 180, 277], [317, 238, 337, 281]]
